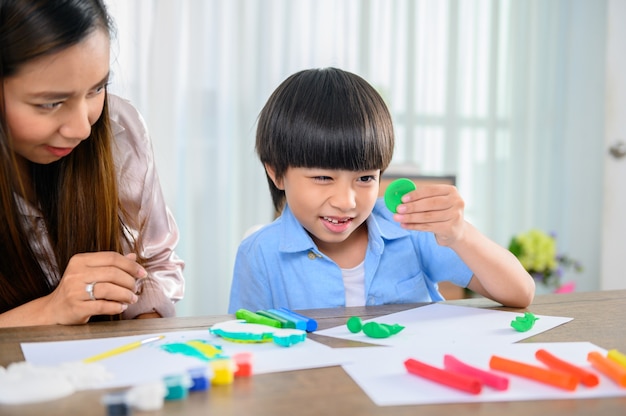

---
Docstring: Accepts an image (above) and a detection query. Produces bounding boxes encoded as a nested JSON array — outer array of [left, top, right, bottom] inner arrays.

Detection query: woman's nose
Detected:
[[59, 102, 92, 141]]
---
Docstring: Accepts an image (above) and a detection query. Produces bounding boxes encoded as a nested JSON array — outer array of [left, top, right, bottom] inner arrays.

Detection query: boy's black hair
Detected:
[[256, 67, 395, 213]]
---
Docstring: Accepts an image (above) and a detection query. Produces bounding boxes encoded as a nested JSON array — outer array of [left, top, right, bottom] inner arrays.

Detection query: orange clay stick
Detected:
[[587, 351, 626, 388], [535, 349, 599, 387], [489, 355, 578, 391], [607, 349, 626, 371]]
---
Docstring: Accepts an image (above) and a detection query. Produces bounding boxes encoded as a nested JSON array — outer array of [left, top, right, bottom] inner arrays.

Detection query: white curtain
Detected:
[[105, 0, 606, 316]]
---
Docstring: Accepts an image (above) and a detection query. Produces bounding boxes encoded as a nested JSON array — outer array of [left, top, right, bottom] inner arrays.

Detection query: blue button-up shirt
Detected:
[[228, 198, 473, 313]]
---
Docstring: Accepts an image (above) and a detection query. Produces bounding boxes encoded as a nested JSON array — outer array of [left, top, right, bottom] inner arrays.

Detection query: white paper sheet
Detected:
[[315, 303, 573, 346], [21, 329, 346, 389], [334, 342, 626, 405]]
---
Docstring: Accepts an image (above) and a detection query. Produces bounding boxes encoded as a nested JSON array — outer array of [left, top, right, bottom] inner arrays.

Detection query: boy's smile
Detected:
[[321, 215, 354, 233]]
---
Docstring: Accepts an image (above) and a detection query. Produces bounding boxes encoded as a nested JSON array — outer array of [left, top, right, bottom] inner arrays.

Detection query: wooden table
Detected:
[[1, 290, 625, 415]]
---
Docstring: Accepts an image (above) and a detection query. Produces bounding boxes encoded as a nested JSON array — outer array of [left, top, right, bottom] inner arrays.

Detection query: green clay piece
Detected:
[[347, 316, 363, 333], [362, 322, 391, 338], [510, 312, 539, 332], [361, 322, 405, 338], [384, 323, 405, 335], [384, 178, 416, 213]]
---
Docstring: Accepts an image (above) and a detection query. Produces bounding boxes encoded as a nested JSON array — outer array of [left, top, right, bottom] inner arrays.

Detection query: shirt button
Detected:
[[307, 251, 318, 260]]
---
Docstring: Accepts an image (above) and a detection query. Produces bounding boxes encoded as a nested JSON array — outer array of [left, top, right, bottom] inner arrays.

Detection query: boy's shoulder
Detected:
[[239, 217, 284, 249]]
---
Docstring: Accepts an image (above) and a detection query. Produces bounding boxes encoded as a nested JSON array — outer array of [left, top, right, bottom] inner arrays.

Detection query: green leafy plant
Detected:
[[508, 229, 583, 289]]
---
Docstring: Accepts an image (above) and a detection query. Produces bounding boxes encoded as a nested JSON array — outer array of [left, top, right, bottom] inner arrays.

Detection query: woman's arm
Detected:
[[109, 95, 185, 319]]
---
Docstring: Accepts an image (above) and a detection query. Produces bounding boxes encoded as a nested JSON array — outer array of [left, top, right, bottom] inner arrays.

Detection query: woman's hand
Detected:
[[393, 184, 466, 247], [42, 252, 147, 324]]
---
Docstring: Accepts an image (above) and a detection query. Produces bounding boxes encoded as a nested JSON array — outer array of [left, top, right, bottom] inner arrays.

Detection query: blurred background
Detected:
[[103, 0, 623, 316]]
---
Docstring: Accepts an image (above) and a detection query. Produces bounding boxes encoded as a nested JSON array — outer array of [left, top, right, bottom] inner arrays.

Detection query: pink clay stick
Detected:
[[443, 354, 509, 390]]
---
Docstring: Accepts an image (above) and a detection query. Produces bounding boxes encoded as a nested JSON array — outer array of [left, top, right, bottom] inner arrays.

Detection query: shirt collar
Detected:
[[277, 198, 411, 255]]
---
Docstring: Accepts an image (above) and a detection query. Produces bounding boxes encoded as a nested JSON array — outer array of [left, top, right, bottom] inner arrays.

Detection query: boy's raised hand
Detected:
[[393, 184, 467, 247]]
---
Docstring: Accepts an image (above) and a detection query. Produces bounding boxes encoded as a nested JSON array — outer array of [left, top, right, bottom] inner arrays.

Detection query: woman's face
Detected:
[[3, 28, 110, 165]]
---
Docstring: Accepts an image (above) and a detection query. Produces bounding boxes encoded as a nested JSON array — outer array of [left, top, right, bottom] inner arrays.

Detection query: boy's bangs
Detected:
[[287, 112, 387, 172], [288, 124, 383, 171]]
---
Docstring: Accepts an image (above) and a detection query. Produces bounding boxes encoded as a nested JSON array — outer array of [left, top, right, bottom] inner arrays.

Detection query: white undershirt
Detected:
[[342, 261, 366, 307]]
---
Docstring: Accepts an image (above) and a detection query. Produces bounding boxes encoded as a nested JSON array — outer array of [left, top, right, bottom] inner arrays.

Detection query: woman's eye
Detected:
[[91, 83, 108, 96], [37, 102, 62, 110]]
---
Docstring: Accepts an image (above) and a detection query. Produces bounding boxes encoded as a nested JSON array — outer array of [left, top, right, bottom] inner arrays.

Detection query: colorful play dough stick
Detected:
[[267, 308, 307, 330], [489, 355, 577, 391], [607, 349, 626, 370], [384, 178, 416, 213], [404, 358, 482, 395], [587, 351, 626, 387], [235, 309, 281, 328], [443, 354, 509, 390], [535, 349, 599, 387], [256, 310, 296, 328], [277, 307, 318, 332]]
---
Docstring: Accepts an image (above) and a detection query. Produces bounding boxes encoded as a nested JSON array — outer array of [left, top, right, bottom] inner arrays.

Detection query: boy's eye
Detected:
[[358, 175, 376, 183], [313, 176, 332, 181]]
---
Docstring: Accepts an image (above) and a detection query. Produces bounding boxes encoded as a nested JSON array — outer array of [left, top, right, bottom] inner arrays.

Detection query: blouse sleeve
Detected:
[[107, 94, 185, 318]]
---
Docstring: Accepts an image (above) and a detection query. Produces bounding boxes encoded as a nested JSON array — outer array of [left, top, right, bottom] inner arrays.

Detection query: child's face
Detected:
[[273, 166, 380, 250], [3, 28, 110, 167]]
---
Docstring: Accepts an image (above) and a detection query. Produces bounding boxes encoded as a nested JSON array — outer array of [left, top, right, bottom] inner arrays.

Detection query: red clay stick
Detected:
[[404, 358, 482, 395]]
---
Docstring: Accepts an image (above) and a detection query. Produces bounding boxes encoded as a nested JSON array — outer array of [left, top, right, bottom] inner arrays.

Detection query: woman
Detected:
[[0, 0, 184, 326]]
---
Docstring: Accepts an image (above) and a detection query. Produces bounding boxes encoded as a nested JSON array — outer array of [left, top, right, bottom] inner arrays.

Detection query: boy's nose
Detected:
[[329, 186, 357, 211]]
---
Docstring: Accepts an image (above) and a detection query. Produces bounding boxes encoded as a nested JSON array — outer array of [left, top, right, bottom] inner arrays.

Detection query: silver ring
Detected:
[[85, 282, 97, 301]]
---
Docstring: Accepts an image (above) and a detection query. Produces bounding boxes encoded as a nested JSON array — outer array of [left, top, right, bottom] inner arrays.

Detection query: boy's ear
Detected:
[[264, 164, 284, 190]]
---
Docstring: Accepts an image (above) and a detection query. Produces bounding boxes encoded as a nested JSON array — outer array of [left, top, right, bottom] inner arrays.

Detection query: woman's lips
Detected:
[[45, 145, 74, 157]]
